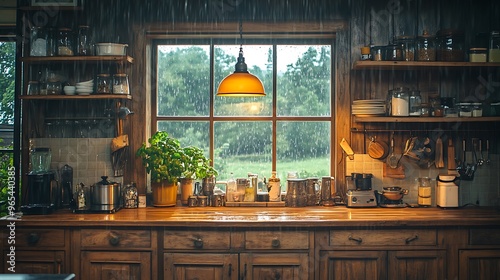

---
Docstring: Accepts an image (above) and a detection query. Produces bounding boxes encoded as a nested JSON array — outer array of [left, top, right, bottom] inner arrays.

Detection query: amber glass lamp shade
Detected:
[[216, 48, 265, 97]]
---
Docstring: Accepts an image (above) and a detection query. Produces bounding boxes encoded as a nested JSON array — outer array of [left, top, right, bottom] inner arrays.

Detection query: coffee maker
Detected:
[[21, 148, 59, 215]]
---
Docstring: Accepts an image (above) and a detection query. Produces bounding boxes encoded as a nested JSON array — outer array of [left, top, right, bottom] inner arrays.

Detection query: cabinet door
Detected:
[[319, 250, 386, 280], [239, 252, 308, 280], [80, 251, 151, 280], [164, 253, 238, 280], [459, 250, 500, 280], [3, 250, 65, 274], [388, 250, 446, 280]]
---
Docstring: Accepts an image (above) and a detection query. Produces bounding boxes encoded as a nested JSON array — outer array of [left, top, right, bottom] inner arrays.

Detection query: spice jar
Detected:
[[112, 73, 129, 94], [472, 103, 483, 117], [371, 46, 384, 61], [395, 35, 415, 61], [96, 74, 111, 93], [57, 28, 75, 56], [416, 31, 436, 61], [489, 31, 500, 62], [436, 29, 465, 61], [469, 48, 487, 62], [123, 182, 138, 208], [389, 87, 410, 116], [457, 102, 473, 117], [409, 89, 422, 116], [385, 44, 403, 61]]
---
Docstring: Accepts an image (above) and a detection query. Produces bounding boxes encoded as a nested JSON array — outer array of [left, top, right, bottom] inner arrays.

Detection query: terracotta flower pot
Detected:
[[152, 180, 177, 207], [179, 178, 194, 205]]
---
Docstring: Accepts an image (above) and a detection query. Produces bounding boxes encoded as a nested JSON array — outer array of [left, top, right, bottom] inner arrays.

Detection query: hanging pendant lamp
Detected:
[[216, 22, 265, 97]]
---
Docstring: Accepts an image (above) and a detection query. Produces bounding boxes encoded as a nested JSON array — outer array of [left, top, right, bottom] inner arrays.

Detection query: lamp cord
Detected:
[[239, 20, 243, 53]]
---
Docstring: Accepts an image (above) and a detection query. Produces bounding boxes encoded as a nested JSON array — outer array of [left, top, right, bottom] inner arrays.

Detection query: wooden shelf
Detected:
[[353, 116, 500, 123], [21, 55, 134, 64], [353, 60, 500, 70], [20, 94, 132, 100]]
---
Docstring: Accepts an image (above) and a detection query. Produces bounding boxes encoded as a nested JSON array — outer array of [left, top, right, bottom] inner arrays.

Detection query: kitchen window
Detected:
[[152, 37, 334, 182]]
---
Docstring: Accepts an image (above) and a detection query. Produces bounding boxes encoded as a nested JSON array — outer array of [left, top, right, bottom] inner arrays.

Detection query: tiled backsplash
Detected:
[[346, 153, 500, 207], [30, 138, 123, 191]]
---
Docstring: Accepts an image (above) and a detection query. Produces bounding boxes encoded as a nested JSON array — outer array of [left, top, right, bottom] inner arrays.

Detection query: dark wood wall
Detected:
[[59, 0, 500, 193]]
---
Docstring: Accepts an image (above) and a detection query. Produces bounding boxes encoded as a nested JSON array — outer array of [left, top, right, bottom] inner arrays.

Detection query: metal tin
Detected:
[[197, 195, 208, 207], [188, 195, 198, 207]]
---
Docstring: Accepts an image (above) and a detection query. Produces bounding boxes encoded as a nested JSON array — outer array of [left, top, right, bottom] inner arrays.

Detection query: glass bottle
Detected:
[[77, 25, 91, 56], [226, 172, 237, 202], [268, 171, 281, 202], [409, 89, 422, 116], [57, 28, 75, 56], [489, 31, 500, 62], [416, 31, 436, 61]]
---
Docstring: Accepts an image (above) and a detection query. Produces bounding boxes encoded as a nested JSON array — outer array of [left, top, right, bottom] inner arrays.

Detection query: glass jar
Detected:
[[389, 87, 409, 116], [57, 28, 75, 56], [457, 102, 473, 117], [123, 182, 138, 208], [30, 147, 51, 173], [96, 74, 112, 93], [436, 29, 465, 61], [469, 48, 487, 62], [112, 73, 129, 94], [420, 103, 430, 117], [46, 27, 57, 57], [489, 31, 500, 62], [27, 81, 39, 95], [409, 89, 421, 116], [385, 44, 403, 61], [472, 103, 483, 117], [30, 26, 47, 56], [395, 35, 415, 61], [46, 81, 61, 95], [371, 46, 384, 61], [77, 25, 92, 56], [416, 31, 436, 61]]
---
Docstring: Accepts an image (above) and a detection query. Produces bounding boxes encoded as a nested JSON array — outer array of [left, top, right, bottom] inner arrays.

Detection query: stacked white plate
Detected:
[[76, 79, 94, 95], [352, 99, 386, 116]]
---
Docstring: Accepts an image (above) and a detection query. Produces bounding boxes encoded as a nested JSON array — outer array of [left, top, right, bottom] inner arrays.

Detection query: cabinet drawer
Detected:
[[5, 228, 66, 248], [330, 229, 437, 246], [245, 230, 309, 250], [469, 229, 500, 245], [80, 229, 151, 249], [164, 230, 230, 250]]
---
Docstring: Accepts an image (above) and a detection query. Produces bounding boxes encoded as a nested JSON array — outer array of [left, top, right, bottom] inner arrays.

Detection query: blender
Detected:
[[21, 148, 59, 215]]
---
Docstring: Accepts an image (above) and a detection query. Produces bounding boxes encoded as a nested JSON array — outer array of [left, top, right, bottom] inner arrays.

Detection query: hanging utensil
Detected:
[[387, 132, 398, 168], [457, 139, 476, 181], [478, 139, 485, 166], [447, 138, 457, 172], [486, 140, 491, 164], [435, 136, 444, 168]]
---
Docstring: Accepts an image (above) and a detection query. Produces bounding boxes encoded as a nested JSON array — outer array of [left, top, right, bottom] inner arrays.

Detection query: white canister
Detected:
[[389, 87, 410, 116]]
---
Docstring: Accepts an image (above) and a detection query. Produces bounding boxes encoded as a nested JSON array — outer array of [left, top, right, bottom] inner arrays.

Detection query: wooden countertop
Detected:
[[3, 206, 500, 228]]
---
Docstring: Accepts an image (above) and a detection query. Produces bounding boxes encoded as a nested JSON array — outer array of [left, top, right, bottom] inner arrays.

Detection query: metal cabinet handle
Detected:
[[240, 263, 247, 280], [228, 263, 232, 277], [348, 235, 363, 244], [271, 238, 281, 248], [405, 235, 419, 244], [55, 258, 62, 274], [108, 232, 120, 246], [193, 238, 204, 249], [27, 233, 40, 245]]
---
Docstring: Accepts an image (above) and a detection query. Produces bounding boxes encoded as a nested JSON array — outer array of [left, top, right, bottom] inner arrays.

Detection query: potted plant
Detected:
[[178, 145, 209, 205], [136, 131, 187, 206]]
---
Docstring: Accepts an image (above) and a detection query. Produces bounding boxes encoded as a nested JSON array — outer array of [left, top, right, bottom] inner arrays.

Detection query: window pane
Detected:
[[277, 45, 331, 116], [157, 45, 210, 116], [214, 45, 272, 116], [214, 121, 272, 180], [157, 121, 210, 155], [0, 41, 15, 148], [276, 121, 330, 182]]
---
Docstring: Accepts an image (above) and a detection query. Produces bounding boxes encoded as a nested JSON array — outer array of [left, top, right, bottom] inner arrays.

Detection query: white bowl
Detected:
[[76, 86, 93, 91], [95, 43, 128, 56], [64, 90, 76, 95], [76, 79, 94, 85]]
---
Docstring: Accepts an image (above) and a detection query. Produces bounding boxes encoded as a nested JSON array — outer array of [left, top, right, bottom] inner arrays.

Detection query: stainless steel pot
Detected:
[[91, 176, 121, 211]]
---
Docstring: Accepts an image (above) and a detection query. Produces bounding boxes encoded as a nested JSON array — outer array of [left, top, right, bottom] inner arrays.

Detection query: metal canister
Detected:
[[286, 178, 307, 207]]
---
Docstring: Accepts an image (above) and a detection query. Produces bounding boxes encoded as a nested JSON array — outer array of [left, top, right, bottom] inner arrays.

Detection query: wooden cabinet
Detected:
[[162, 228, 311, 280], [1, 227, 69, 274], [317, 229, 445, 280], [73, 227, 157, 280], [458, 228, 500, 280]]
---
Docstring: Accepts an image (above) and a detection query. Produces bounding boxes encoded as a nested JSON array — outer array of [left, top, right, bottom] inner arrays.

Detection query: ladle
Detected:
[[118, 106, 134, 119]]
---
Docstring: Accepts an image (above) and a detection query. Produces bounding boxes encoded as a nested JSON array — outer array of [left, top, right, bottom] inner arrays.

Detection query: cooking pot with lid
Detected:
[[91, 175, 121, 211]]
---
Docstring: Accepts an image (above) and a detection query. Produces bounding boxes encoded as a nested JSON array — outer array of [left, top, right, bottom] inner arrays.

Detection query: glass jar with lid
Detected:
[[113, 74, 129, 94], [77, 25, 92, 56], [416, 31, 436, 61], [385, 44, 403, 61], [395, 35, 415, 61], [96, 74, 111, 93], [409, 89, 422, 116], [489, 31, 500, 62], [388, 87, 410, 116], [30, 26, 47, 56], [371, 46, 384, 61], [469, 48, 487, 62], [57, 28, 75, 56], [436, 29, 465, 61]]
